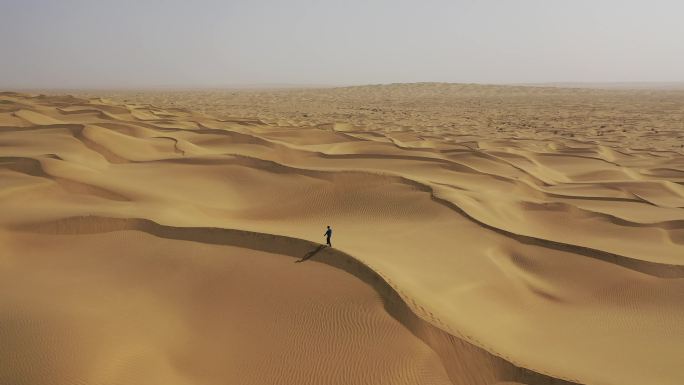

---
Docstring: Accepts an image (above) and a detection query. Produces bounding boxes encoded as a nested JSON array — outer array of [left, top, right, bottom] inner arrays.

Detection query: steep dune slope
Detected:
[[1, 229, 455, 385]]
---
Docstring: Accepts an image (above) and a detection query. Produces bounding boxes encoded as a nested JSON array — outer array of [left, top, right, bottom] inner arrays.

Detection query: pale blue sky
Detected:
[[1, 0, 683, 88]]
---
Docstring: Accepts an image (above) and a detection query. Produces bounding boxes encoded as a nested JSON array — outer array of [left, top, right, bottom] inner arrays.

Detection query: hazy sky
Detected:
[[2, 0, 683, 88]]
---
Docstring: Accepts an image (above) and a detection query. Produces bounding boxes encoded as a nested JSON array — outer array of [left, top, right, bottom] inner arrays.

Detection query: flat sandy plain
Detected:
[[1, 83, 683, 385]]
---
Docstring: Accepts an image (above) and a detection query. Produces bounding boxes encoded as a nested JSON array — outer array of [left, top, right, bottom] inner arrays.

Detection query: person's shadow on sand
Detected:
[[295, 245, 327, 263]]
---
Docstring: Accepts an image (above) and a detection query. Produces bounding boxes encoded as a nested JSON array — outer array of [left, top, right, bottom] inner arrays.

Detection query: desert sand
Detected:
[[1, 84, 683, 385]]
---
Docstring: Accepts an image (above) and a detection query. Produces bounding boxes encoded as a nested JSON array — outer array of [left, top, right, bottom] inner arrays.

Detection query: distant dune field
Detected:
[[1, 85, 683, 385]]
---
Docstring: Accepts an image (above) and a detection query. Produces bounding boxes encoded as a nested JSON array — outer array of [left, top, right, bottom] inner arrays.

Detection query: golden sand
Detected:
[[1, 85, 683, 385]]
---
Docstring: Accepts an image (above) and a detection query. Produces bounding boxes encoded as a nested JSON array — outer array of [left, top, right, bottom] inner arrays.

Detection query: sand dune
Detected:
[[1, 87, 683, 385], [3, 224, 452, 385]]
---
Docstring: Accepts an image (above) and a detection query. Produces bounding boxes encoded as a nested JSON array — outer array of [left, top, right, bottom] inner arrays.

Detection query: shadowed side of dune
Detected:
[[13, 216, 580, 385], [426, 190, 684, 279]]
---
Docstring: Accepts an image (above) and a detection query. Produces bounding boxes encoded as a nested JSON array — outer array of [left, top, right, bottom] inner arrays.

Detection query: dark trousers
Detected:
[[326, 237, 331, 246]]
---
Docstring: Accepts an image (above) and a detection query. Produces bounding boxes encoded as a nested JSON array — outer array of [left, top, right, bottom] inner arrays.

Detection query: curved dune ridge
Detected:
[[3, 216, 573, 385], [3, 221, 456, 385], [1, 90, 684, 385]]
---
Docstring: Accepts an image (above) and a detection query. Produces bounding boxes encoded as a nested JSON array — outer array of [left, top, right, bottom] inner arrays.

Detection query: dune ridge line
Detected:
[[13, 215, 582, 385]]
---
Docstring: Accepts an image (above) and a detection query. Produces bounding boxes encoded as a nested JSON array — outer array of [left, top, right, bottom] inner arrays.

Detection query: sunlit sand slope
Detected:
[[2, 228, 454, 385], [1, 90, 683, 385]]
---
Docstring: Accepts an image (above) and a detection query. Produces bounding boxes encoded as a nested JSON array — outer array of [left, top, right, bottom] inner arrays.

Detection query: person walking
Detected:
[[324, 226, 332, 247]]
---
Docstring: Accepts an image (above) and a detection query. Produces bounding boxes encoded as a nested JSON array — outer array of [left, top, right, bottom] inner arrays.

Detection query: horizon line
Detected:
[[4, 80, 684, 92]]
